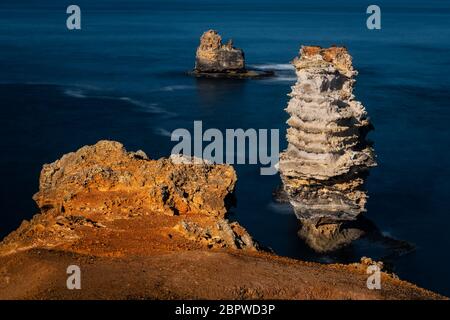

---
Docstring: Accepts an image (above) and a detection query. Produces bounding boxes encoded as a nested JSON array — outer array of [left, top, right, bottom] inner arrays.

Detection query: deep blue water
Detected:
[[1, 0, 450, 296]]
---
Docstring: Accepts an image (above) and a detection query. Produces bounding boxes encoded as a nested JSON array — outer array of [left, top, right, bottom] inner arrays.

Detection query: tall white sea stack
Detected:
[[279, 46, 376, 252]]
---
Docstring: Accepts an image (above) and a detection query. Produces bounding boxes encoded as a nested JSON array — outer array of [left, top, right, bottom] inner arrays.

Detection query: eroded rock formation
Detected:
[[0, 141, 441, 300], [194, 30, 245, 73], [191, 30, 273, 78], [279, 46, 376, 252], [34, 141, 236, 218], [0, 140, 253, 254]]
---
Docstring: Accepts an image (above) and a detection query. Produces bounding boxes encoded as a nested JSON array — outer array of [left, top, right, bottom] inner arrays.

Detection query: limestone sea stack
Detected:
[[279, 46, 377, 252], [191, 30, 273, 78], [195, 30, 245, 73]]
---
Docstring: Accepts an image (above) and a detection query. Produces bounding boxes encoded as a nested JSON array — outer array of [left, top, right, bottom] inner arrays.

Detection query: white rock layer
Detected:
[[279, 46, 376, 225]]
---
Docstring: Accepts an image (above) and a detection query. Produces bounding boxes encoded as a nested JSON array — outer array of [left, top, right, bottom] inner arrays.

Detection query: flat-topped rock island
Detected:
[[190, 30, 274, 79]]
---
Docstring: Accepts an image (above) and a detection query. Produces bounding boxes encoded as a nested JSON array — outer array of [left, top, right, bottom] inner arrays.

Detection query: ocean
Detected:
[[1, 0, 450, 295]]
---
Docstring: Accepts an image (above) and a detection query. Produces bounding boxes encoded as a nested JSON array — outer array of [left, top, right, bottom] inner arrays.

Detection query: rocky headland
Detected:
[[0, 141, 442, 299], [278, 46, 377, 252], [190, 30, 273, 79]]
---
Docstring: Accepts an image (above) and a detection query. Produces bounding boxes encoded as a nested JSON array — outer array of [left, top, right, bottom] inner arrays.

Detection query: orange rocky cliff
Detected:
[[0, 141, 443, 299]]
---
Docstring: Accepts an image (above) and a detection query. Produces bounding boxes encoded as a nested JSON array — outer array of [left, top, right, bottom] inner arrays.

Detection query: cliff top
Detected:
[[0, 141, 443, 300]]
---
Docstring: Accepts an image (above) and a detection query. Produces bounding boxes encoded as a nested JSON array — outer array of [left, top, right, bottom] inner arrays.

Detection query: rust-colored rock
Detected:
[[194, 30, 246, 73], [33, 140, 236, 218], [191, 30, 274, 79], [292, 45, 355, 76], [0, 140, 240, 255], [173, 219, 258, 250], [0, 141, 443, 300]]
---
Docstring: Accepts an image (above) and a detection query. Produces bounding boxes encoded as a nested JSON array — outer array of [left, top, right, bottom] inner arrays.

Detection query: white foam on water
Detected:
[[381, 230, 394, 238], [123, 97, 178, 117], [154, 127, 172, 137], [119, 97, 168, 114], [64, 88, 87, 98], [267, 202, 294, 215], [268, 76, 297, 82], [249, 63, 294, 71], [63, 87, 176, 117], [249, 63, 296, 83], [159, 85, 195, 92]]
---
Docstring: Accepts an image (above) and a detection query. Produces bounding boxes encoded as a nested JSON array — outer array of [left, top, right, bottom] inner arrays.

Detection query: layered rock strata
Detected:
[[279, 46, 376, 252], [195, 30, 245, 73], [191, 30, 273, 78]]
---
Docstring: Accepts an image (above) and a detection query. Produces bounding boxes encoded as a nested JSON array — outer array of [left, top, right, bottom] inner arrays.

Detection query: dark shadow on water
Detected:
[[271, 184, 414, 267], [194, 77, 249, 106], [323, 216, 415, 265]]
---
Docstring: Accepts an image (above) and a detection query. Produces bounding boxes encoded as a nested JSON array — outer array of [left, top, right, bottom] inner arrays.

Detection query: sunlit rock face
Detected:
[[194, 30, 246, 73], [0, 141, 256, 255], [33, 140, 237, 219], [279, 46, 376, 252]]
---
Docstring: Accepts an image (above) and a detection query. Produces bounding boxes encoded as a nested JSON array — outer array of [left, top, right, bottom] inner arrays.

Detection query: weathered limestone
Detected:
[[279, 46, 376, 252], [194, 30, 245, 73], [33, 140, 237, 218], [191, 30, 273, 78], [0, 140, 253, 254], [0, 142, 441, 300]]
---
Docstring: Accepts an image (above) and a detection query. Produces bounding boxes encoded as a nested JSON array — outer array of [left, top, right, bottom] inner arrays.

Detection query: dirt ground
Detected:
[[0, 215, 443, 300]]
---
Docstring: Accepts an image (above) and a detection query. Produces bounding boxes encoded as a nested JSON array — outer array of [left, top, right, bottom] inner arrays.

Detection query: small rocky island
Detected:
[[0, 140, 440, 299], [279, 46, 377, 252], [190, 30, 273, 79]]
